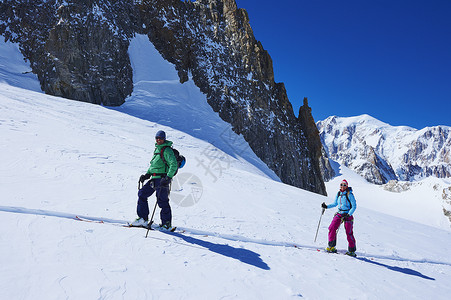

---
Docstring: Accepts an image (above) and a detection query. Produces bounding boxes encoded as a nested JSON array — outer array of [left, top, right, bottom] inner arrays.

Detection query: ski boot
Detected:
[[345, 251, 357, 257], [129, 217, 148, 227], [158, 221, 176, 232], [326, 246, 337, 253]]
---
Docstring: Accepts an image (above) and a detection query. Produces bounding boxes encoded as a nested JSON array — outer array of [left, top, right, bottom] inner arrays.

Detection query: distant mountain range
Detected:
[[317, 114, 451, 185]]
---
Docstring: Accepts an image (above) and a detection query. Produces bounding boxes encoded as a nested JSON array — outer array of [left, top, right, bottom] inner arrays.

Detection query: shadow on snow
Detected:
[[356, 257, 435, 280], [160, 231, 270, 270]]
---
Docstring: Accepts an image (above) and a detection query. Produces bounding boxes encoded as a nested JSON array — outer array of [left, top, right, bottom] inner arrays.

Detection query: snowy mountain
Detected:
[[0, 0, 327, 194], [317, 115, 451, 185], [2, 32, 451, 299]]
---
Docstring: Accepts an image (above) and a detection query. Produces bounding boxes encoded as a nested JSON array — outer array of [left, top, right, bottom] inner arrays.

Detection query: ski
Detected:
[[127, 222, 178, 232], [318, 248, 357, 257], [75, 216, 104, 223]]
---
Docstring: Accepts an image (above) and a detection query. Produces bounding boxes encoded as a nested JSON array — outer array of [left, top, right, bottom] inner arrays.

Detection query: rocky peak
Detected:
[[298, 98, 335, 181], [1, 0, 327, 195]]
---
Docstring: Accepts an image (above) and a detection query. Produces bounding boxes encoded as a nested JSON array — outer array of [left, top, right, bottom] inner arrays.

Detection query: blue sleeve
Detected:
[[327, 193, 338, 209], [348, 193, 357, 216]]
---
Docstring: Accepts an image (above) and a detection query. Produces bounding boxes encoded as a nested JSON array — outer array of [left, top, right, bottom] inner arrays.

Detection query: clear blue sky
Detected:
[[235, 0, 451, 129]]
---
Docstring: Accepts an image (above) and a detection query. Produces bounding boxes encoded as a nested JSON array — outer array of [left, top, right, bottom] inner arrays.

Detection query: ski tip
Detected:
[[126, 223, 147, 228]]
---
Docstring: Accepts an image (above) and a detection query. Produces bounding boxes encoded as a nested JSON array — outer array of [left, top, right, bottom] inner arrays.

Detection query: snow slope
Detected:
[[0, 35, 41, 92], [114, 34, 279, 182], [1, 35, 451, 299], [326, 163, 451, 230]]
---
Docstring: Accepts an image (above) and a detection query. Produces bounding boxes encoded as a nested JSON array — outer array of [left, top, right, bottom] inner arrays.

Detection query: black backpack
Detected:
[[159, 146, 186, 175]]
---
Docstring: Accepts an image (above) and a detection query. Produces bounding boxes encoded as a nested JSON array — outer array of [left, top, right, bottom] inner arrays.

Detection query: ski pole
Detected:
[[314, 207, 325, 243], [145, 181, 157, 238], [145, 200, 158, 238]]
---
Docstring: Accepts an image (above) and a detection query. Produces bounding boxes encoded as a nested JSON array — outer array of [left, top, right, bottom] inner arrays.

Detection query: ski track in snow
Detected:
[[2, 205, 449, 270]]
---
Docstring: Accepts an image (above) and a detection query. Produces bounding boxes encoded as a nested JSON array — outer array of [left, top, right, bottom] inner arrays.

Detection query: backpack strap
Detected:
[[346, 190, 351, 208], [159, 146, 181, 176], [338, 189, 352, 208], [159, 146, 169, 165]]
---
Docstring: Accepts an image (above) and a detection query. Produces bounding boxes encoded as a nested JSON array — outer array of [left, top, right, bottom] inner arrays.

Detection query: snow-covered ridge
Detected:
[[317, 114, 451, 184]]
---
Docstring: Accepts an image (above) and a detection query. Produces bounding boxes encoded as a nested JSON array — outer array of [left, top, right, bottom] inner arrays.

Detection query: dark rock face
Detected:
[[1, 0, 137, 105], [138, 0, 326, 194], [298, 98, 335, 182], [43, 1, 138, 105], [1, 0, 327, 195], [443, 187, 451, 224]]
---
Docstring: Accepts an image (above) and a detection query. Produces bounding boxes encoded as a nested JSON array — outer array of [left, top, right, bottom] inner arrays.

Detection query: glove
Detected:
[[321, 202, 327, 209], [139, 173, 151, 183], [160, 175, 172, 186]]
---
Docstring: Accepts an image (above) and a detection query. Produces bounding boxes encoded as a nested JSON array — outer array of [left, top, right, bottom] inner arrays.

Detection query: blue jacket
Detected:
[[326, 187, 357, 216]]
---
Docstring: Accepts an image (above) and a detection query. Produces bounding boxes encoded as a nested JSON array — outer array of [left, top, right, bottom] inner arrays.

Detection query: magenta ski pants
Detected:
[[328, 213, 356, 252]]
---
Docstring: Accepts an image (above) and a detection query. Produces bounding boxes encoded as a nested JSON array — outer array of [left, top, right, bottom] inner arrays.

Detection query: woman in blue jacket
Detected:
[[321, 179, 357, 256]]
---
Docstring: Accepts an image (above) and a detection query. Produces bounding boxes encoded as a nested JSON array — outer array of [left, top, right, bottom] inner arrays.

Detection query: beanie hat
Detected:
[[155, 130, 166, 140], [341, 179, 348, 186]]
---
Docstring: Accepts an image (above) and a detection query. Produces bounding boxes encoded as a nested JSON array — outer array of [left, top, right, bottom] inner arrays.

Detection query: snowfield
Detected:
[[1, 35, 451, 299]]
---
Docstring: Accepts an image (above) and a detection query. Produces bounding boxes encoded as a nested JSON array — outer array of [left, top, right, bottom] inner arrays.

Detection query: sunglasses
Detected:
[[156, 137, 164, 140], [340, 184, 347, 187]]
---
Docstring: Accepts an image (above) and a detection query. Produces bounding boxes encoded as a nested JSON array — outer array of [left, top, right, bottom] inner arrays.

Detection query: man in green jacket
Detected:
[[130, 130, 178, 229]]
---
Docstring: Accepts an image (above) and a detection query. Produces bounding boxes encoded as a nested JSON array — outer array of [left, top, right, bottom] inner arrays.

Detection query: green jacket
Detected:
[[146, 140, 178, 178]]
